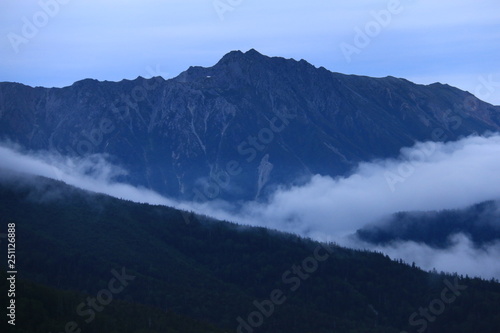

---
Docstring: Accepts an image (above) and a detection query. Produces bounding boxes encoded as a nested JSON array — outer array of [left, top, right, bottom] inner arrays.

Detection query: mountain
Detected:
[[1, 49, 499, 202], [1, 170, 500, 333], [356, 200, 500, 248]]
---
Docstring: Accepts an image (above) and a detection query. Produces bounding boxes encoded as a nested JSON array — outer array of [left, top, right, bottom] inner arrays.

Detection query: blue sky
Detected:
[[1, 0, 500, 105]]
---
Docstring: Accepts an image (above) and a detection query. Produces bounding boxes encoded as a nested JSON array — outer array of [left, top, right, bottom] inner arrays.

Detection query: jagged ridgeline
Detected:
[[1, 172, 499, 333], [1, 49, 499, 202]]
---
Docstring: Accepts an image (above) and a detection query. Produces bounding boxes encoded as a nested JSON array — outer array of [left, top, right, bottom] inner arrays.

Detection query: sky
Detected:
[[1, 0, 500, 105], [2, 134, 500, 279]]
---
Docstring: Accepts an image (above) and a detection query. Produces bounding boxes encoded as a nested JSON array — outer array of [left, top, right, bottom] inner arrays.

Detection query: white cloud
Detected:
[[355, 234, 500, 280], [1, 133, 500, 278], [0, 143, 178, 207], [209, 134, 500, 238]]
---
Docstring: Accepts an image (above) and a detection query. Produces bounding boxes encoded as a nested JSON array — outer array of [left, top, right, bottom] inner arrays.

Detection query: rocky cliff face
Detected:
[[1, 49, 499, 201]]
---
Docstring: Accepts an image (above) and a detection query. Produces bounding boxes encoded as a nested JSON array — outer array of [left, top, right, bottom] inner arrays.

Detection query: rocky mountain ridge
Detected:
[[1, 49, 499, 201]]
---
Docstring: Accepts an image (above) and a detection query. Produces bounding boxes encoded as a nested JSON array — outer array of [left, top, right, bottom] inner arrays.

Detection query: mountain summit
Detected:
[[1, 50, 499, 201]]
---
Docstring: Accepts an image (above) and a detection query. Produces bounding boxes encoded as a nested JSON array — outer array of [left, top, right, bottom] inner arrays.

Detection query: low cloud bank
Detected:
[[0, 142, 179, 208], [353, 234, 500, 280], [217, 134, 500, 238], [1, 134, 500, 278]]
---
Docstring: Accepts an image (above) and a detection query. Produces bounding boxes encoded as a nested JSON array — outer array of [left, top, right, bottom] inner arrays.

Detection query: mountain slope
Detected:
[[1, 49, 499, 201], [1, 170, 500, 333]]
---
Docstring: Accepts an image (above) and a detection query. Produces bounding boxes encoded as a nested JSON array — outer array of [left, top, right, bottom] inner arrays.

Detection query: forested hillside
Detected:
[[1, 171, 500, 332]]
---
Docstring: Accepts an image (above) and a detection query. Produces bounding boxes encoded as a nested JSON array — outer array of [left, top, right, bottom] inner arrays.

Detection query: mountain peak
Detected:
[[244, 48, 263, 56], [177, 49, 312, 83], [217, 48, 266, 64]]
